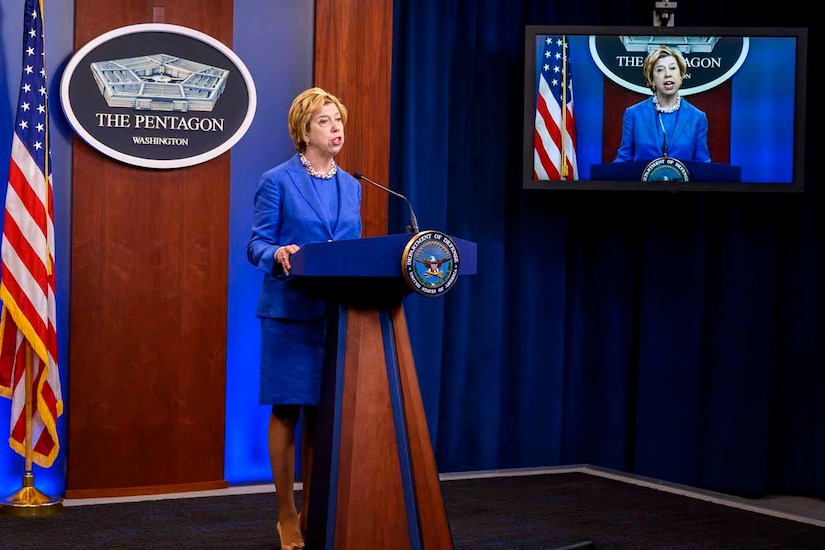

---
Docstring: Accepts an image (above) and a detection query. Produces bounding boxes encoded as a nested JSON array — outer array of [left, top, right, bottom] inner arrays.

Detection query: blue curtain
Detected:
[[392, 0, 823, 498]]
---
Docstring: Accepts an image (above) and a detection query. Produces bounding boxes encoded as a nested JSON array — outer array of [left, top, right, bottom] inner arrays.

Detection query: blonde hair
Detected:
[[287, 87, 348, 152], [643, 45, 687, 91]]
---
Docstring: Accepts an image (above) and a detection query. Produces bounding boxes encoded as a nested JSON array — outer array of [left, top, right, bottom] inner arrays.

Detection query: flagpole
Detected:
[[560, 35, 569, 179], [0, 342, 62, 516]]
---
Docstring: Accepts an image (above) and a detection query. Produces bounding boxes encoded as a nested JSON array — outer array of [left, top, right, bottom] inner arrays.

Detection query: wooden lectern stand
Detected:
[[290, 233, 477, 550]]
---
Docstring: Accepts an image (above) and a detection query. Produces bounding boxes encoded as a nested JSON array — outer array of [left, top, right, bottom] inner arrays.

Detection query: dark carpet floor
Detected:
[[1, 471, 823, 549]]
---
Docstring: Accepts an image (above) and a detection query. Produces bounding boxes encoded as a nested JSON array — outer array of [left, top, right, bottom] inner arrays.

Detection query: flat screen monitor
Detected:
[[523, 25, 808, 192]]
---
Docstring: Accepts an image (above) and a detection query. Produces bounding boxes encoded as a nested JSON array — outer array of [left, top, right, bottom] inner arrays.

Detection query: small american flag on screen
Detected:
[[534, 35, 579, 181]]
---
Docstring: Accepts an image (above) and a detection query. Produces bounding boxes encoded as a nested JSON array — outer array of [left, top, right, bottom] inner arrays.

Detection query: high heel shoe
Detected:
[[277, 520, 305, 550]]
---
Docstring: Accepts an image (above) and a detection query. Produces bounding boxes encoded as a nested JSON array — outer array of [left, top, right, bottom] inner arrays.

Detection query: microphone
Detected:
[[352, 172, 420, 234]]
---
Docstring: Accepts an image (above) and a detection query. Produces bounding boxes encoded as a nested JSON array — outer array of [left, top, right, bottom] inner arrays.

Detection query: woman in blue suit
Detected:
[[614, 45, 711, 163], [247, 87, 362, 550]]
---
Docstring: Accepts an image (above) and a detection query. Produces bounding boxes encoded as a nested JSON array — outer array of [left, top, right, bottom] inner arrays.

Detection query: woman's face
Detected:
[[305, 103, 344, 158], [651, 55, 683, 97]]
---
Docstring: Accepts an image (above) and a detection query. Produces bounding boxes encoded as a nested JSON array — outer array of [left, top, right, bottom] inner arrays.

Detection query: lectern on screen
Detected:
[[290, 231, 476, 549]]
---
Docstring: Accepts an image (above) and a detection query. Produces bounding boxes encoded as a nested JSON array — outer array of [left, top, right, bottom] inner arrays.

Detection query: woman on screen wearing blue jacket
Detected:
[[247, 87, 362, 550], [614, 45, 711, 163]]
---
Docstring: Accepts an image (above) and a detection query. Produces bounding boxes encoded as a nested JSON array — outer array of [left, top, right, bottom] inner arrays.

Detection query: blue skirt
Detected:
[[259, 317, 327, 405]]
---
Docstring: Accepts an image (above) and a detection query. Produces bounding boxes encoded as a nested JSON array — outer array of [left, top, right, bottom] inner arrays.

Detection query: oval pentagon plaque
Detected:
[[60, 23, 257, 169]]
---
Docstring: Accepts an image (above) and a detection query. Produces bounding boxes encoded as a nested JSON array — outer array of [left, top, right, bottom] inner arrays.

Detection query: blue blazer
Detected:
[[247, 154, 362, 320], [614, 97, 711, 163]]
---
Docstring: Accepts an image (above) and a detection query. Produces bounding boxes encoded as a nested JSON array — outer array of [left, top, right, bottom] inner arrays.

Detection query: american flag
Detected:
[[534, 35, 579, 180], [0, 0, 63, 468]]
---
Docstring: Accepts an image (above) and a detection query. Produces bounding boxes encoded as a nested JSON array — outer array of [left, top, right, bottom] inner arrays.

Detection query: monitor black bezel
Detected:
[[522, 25, 808, 192]]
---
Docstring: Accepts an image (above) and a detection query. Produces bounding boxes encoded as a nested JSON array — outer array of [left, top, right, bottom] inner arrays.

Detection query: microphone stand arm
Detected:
[[354, 173, 420, 233]]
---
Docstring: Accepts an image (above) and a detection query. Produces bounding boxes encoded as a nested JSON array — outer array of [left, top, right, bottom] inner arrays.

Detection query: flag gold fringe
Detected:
[[0, 343, 62, 516]]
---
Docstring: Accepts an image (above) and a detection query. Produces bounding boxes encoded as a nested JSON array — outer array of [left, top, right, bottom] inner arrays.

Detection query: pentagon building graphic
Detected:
[[90, 54, 229, 112], [619, 35, 721, 54]]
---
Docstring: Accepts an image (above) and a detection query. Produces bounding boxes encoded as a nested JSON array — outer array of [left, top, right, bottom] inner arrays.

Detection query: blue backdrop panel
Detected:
[[226, 0, 313, 484]]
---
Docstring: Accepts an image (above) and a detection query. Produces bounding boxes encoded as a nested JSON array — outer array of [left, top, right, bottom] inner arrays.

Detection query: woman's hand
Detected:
[[275, 244, 300, 275]]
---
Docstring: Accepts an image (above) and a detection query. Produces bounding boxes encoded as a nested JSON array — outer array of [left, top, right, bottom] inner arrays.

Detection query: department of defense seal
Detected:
[[641, 156, 690, 182], [402, 231, 460, 297]]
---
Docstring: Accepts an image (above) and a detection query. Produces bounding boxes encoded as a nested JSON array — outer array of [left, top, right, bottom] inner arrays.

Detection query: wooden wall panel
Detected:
[[66, 0, 233, 498], [66, 0, 392, 498], [315, 0, 392, 237]]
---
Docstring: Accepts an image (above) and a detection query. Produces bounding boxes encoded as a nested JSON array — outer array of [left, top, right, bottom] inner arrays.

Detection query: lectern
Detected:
[[291, 232, 478, 550], [590, 160, 741, 182]]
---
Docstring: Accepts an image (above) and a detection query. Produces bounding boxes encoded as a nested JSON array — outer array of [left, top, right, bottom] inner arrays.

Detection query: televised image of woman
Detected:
[[247, 87, 362, 550], [614, 45, 711, 163]]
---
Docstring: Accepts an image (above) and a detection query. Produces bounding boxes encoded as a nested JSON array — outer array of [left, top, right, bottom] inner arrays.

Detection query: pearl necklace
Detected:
[[299, 153, 337, 179], [653, 94, 681, 114]]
